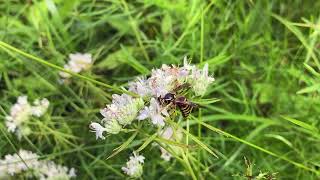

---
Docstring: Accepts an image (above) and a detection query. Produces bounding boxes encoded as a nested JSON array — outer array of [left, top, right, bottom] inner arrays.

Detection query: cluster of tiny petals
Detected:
[[59, 53, 92, 79], [5, 96, 49, 138], [0, 149, 39, 177], [89, 57, 214, 177], [189, 63, 215, 96], [129, 57, 214, 97], [0, 149, 75, 179], [121, 152, 145, 178], [90, 94, 144, 139], [137, 98, 169, 127], [31, 98, 50, 117], [129, 57, 214, 127]]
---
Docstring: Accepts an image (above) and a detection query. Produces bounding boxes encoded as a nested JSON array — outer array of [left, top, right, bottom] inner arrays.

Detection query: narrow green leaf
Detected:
[[304, 63, 320, 77], [281, 116, 319, 133], [168, 120, 218, 158], [297, 83, 320, 94], [107, 132, 138, 160], [200, 121, 319, 175], [264, 134, 293, 148], [136, 133, 157, 152], [192, 98, 220, 105]]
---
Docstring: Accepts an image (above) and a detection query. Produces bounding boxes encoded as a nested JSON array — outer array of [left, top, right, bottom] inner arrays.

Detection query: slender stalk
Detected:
[[120, 0, 150, 62]]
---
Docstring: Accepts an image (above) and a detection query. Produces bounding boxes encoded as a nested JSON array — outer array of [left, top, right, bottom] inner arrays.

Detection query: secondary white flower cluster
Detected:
[[89, 94, 144, 140], [5, 96, 49, 138], [121, 152, 145, 178], [59, 53, 92, 79], [0, 149, 76, 180]]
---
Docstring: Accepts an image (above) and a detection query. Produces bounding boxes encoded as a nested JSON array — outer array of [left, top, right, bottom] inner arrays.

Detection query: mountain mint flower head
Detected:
[[0, 149, 40, 177], [5, 96, 32, 134], [128, 77, 151, 98], [122, 152, 145, 178], [148, 65, 177, 97], [89, 122, 107, 140], [137, 98, 169, 127], [5, 96, 50, 138], [128, 56, 214, 99], [100, 94, 144, 126], [0, 149, 76, 179], [31, 98, 50, 117], [59, 53, 92, 79], [38, 161, 76, 180], [189, 63, 215, 96]]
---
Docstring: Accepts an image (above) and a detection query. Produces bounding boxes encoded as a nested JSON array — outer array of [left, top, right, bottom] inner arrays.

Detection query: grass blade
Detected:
[[200, 121, 319, 175], [0, 41, 135, 96], [107, 131, 138, 160]]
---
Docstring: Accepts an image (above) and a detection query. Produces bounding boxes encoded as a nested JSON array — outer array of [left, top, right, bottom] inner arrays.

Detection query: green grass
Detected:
[[1, 0, 320, 179]]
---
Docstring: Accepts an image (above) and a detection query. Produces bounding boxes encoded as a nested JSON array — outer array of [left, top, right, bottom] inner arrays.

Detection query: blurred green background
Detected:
[[1, 0, 320, 179]]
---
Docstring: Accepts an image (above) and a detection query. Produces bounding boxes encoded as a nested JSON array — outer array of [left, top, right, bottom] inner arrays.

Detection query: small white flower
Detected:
[[59, 53, 92, 79], [31, 98, 50, 117], [178, 56, 194, 78], [5, 96, 32, 137], [128, 77, 151, 97], [137, 98, 169, 127], [89, 122, 107, 140], [38, 160, 76, 180], [100, 94, 144, 126], [189, 63, 215, 96], [0, 149, 39, 177], [0, 149, 76, 179], [148, 67, 176, 97], [122, 152, 145, 178], [5, 96, 50, 138]]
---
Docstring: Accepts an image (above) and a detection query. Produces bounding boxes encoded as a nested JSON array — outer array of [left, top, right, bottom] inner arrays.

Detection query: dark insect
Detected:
[[158, 93, 176, 105], [157, 84, 197, 118], [174, 96, 197, 118]]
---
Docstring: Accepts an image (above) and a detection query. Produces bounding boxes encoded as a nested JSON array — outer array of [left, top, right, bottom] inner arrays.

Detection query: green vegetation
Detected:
[[1, 0, 320, 179]]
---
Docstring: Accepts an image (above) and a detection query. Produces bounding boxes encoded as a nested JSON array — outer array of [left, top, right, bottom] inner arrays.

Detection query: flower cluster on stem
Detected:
[[59, 53, 92, 79], [89, 57, 215, 178], [90, 94, 144, 140], [121, 152, 145, 178], [0, 149, 76, 180], [5, 96, 49, 138]]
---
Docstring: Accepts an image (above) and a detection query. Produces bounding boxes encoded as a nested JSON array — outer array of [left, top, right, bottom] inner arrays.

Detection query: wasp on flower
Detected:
[[89, 57, 215, 178]]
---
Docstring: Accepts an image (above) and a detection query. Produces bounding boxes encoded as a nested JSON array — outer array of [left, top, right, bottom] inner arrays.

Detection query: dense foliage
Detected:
[[1, 0, 320, 179]]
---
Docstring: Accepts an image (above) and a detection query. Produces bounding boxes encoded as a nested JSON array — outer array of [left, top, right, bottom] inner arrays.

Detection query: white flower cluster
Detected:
[[5, 96, 49, 138], [130, 57, 215, 126], [129, 57, 214, 98], [121, 152, 145, 178], [89, 94, 144, 140], [89, 57, 214, 178], [59, 53, 92, 79], [0, 149, 76, 180], [137, 98, 169, 127]]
